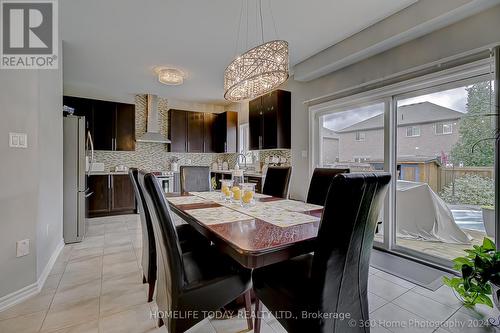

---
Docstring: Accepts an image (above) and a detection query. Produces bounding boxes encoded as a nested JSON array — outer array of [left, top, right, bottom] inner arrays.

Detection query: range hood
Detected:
[[136, 94, 171, 144]]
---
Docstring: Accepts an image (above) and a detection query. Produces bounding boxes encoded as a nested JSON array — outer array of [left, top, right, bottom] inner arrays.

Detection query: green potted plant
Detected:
[[443, 237, 500, 309]]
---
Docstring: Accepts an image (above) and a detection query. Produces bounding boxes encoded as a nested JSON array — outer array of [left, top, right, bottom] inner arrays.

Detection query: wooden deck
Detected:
[[374, 229, 487, 261]]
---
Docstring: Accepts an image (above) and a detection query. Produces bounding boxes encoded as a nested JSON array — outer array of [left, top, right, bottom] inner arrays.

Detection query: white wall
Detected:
[[283, 5, 500, 200], [0, 22, 63, 299]]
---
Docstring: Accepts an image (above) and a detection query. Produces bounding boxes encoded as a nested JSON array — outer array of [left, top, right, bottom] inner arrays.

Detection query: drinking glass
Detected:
[[241, 183, 256, 207], [220, 179, 234, 201]]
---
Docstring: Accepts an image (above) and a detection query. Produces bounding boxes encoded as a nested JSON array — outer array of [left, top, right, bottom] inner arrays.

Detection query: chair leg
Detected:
[[243, 290, 253, 331], [143, 275, 147, 284], [148, 279, 156, 302], [254, 298, 262, 333], [158, 318, 164, 327]]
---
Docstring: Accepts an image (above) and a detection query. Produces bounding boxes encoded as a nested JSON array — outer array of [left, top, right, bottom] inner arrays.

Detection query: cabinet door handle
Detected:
[[259, 136, 262, 149], [224, 142, 227, 152], [108, 176, 111, 189]]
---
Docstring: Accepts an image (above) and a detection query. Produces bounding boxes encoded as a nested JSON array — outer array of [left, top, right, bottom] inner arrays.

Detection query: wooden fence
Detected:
[[438, 167, 494, 192]]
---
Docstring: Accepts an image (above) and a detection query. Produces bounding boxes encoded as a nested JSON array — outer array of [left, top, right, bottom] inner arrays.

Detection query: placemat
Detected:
[[190, 191, 223, 201], [236, 203, 320, 227], [184, 206, 253, 225], [262, 199, 323, 212], [166, 196, 212, 206]]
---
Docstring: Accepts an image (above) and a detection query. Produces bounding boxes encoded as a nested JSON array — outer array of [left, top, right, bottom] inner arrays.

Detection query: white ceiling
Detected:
[[61, 0, 417, 104]]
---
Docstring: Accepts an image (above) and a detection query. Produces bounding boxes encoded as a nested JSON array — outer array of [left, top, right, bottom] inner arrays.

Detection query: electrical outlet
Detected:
[[16, 239, 30, 257]]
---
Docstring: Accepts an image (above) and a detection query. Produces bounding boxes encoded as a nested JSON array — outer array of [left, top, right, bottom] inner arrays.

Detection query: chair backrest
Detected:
[[179, 166, 211, 192], [138, 171, 185, 321], [306, 168, 350, 206], [312, 173, 391, 331], [128, 168, 156, 282], [262, 166, 292, 198]]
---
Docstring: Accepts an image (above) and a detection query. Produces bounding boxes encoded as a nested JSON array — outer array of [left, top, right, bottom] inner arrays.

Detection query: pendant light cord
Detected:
[[234, 0, 244, 56], [259, 0, 264, 43]]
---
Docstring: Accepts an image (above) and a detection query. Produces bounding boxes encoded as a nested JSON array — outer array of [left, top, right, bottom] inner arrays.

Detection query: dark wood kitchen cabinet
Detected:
[[214, 111, 238, 153], [87, 174, 136, 217], [169, 109, 188, 153], [115, 103, 136, 151], [92, 100, 115, 150], [187, 112, 204, 153], [168, 110, 237, 153], [87, 175, 110, 215], [111, 175, 136, 212], [203, 113, 216, 153], [63, 96, 135, 151], [249, 90, 291, 150]]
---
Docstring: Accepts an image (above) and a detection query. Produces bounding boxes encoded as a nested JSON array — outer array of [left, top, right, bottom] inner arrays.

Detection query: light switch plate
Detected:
[[16, 239, 30, 257], [9, 132, 28, 148]]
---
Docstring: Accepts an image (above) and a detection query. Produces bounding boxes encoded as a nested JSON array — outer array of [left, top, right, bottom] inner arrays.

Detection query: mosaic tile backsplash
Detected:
[[94, 94, 291, 172]]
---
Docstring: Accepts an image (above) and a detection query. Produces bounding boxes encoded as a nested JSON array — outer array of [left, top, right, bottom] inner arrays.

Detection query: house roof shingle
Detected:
[[335, 102, 463, 133]]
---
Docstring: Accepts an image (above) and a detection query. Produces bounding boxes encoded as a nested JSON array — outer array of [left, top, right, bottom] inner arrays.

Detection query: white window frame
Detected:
[[308, 58, 493, 269], [355, 131, 366, 141], [435, 122, 453, 135], [405, 126, 421, 137]]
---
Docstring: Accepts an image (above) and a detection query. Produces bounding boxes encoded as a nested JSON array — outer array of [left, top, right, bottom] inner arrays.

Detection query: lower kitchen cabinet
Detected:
[[88, 174, 136, 217]]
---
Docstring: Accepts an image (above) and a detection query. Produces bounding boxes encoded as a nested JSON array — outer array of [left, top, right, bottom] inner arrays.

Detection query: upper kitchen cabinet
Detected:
[[115, 103, 136, 151], [203, 113, 216, 153], [62, 96, 135, 151], [92, 100, 115, 150], [248, 90, 291, 150], [168, 110, 237, 153], [186, 111, 204, 153], [168, 109, 188, 153], [214, 111, 238, 153]]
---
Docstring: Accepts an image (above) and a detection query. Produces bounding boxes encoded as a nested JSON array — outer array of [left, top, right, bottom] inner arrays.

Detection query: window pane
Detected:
[[395, 81, 495, 261], [321, 102, 386, 241]]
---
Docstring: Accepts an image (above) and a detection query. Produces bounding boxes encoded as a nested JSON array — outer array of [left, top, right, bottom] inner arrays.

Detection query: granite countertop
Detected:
[[210, 169, 266, 178], [90, 170, 129, 175]]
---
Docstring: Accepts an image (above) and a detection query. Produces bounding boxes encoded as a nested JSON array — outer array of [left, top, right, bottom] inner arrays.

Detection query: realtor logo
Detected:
[[1, 0, 58, 69]]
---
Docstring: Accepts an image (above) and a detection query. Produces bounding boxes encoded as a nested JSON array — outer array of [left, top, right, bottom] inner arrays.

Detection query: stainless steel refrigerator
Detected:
[[63, 115, 94, 243]]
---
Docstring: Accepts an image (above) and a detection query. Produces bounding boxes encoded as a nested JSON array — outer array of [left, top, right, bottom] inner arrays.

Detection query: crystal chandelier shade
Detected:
[[224, 40, 289, 102], [158, 68, 184, 85]]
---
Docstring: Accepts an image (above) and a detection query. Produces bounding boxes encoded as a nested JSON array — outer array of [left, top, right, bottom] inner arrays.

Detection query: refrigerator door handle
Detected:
[[86, 131, 94, 176]]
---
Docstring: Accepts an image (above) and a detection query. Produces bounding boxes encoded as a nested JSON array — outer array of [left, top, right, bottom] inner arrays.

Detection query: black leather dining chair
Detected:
[[306, 168, 350, 206], [128, 168, 209, 302], [139, 171, 253, 333], [252, 172, 391, 333], [262, 166, 292, 198], [179, 166, 211, 192]]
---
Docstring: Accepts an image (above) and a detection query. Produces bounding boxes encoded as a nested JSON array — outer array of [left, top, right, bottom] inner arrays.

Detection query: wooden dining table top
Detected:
[[164, 192, 323, 269]]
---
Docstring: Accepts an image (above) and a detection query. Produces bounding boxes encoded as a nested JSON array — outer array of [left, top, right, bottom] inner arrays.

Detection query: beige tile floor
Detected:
[[0, 214, 499, 333]]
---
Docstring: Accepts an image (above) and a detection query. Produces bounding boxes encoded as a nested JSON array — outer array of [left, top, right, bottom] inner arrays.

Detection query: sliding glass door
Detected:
[[319, 101, 389, 246], [313, 58, 496, 267], [393, 78, 496, 262]]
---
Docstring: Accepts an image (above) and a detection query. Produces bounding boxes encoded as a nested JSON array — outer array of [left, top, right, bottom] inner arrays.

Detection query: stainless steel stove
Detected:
[[151, 171, 175, 193]]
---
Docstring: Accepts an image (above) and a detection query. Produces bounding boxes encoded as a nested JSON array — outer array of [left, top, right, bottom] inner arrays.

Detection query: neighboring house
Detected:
[[323, 102, 463, 164], [321, 127, 339, 165]]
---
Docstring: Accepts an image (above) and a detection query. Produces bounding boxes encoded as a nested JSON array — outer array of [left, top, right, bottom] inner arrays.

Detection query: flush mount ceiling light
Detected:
[[156, 67, 184, 85], [224, 0, 289, 102]]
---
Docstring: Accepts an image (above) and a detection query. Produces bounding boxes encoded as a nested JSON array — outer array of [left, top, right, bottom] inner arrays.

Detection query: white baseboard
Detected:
[[0, 239, 65, 312]]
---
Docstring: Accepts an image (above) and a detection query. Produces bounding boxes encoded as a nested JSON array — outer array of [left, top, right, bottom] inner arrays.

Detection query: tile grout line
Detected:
[[37, 245, 73, 333]]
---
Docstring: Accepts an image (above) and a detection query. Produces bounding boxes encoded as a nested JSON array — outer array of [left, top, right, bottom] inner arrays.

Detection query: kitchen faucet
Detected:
[[236, 153, 247, 170]]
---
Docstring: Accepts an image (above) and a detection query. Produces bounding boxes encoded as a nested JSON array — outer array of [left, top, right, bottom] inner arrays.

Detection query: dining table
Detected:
[[164, 191, 324, 269]]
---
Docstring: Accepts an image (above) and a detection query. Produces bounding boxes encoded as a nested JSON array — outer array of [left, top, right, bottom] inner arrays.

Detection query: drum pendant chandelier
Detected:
[[224, 0, 289, 102]]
